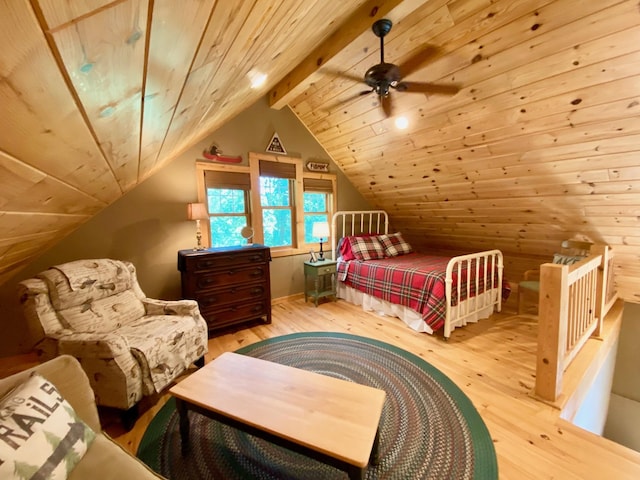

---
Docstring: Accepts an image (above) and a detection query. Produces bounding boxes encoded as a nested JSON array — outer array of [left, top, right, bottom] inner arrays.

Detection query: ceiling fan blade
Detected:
[[396, 81, 460, 95], [325, 89, 373, 112], [380, 94, 393, 117], [321, 67, 363, 84], [397, 45, 440, 78]]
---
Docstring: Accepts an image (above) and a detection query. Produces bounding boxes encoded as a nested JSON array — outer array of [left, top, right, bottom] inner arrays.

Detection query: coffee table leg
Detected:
[[370, 426, 381, 465], [175, 398, 190, 455], [347, 465, 365, 480]]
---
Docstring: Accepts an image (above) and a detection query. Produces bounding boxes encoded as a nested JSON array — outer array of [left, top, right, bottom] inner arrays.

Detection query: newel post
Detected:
[[535, 263, 568, 402], [591, 244, 608, 338]]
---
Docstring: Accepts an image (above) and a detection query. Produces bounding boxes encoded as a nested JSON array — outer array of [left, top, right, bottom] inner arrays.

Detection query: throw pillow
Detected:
[[350, 236, 386, 261], [552, 253, 585, 265], [0, 373, 96, 480], [379, 232, 413, 257]]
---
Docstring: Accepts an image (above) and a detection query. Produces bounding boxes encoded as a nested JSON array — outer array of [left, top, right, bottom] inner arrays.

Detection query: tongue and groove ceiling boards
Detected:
[[0, 0, 639, 301], [273, 0, 640, 302]]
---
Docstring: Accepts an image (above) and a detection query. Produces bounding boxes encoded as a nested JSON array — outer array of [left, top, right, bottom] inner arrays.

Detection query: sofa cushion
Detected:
[[69, 433, 164, 479], [0, 373, 96, 480], [39, 259, 136, 312]]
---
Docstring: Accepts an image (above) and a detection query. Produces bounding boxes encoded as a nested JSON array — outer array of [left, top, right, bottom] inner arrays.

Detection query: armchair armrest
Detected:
[[523, 269, 540, 281], [53, 331, 130, 359], [142, 298, 200, 316]]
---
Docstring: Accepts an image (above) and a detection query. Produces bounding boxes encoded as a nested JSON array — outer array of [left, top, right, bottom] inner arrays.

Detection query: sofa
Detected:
[[18, 258, 208, 412], [0, 355, 165, 479]]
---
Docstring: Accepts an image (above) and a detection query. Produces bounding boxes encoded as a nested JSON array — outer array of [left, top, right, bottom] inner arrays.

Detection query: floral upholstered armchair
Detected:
[[18, 258, 208, 414]]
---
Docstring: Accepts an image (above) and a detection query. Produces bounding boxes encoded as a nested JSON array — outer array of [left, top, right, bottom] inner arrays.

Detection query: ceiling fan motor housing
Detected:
[[364, 62, 401, 95]]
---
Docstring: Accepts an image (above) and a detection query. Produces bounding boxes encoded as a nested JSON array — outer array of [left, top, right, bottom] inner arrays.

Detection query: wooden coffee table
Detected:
[[169, 352, 386, 480]]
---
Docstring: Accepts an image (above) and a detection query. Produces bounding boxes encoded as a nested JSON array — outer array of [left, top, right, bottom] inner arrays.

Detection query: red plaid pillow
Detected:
[[350, 236, 386, 261], [379, 232, 413, 257]]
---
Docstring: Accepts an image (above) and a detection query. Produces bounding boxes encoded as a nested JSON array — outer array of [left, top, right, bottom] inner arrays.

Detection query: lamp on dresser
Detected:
[[312, 221, 330, 261], [187, 202, 209, 250]]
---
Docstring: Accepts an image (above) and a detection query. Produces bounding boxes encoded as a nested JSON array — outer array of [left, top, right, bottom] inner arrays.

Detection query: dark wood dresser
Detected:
[[177, 244, 271, 335]]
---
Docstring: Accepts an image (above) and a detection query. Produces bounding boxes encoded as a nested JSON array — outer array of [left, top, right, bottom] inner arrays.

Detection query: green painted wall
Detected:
[[0, 97, 370, 356]]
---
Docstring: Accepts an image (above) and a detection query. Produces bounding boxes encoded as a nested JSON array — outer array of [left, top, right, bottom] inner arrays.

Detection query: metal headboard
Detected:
[[331, 210, 389, 259]]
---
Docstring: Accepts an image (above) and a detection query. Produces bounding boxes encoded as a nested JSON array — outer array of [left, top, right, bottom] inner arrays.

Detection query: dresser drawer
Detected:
[[183, 249, 268, 272], [194, 264, 266, 291], [202, 301, 269, 327], [194, 283, 267, 309]]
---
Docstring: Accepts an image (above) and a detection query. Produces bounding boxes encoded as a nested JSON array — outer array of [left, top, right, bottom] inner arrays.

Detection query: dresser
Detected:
[[178, 245, 271, 335]]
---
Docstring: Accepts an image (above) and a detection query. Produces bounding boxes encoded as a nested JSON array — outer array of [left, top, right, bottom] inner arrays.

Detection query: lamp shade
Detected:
[[187, 203, 208, 220], [312, 221, 330, 239]]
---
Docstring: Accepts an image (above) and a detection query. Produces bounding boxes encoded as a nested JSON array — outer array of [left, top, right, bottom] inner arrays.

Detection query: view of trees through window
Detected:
[[260, 176, 292, 247], [206, 188, 248, 247], [304, 192, 328, 243]]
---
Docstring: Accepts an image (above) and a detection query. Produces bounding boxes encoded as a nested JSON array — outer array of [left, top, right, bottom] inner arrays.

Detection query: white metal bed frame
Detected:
[[331, 210, 504, 338]]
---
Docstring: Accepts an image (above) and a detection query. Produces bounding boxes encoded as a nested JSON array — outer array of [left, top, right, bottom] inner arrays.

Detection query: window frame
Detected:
[[196, 153, 336, 258]]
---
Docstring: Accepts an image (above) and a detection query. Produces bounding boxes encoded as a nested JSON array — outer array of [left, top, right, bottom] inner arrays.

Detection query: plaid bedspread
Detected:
[[337, 253, 509, 332]]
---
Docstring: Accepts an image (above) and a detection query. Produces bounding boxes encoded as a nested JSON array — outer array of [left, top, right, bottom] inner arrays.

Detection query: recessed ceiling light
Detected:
[[395, 116, 409, 129], [248, 69, 267, 89]]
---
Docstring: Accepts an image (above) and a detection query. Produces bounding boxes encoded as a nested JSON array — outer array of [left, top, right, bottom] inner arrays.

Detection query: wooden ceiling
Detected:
[[1, 0, 639, 301]]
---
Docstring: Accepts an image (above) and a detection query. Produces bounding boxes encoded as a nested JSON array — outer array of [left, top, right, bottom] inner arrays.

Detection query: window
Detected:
[[197, 153, 336, 257], [303, 178, 333, 243], [203, 171, 250, 248], [260, 176, 293, 246]]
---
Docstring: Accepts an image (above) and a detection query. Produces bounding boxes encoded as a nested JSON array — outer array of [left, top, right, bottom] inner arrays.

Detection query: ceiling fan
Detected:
[[334, 18, 459, 117]]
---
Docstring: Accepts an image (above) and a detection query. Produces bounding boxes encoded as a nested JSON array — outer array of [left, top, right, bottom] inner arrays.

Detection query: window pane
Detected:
[[303, 192, 326, 213], [263, 209, 292, 246], [207, 188, 245, 213], [209, 216, 247, 247], [304, 214, 328, 243], [260, 177, 290, 207]]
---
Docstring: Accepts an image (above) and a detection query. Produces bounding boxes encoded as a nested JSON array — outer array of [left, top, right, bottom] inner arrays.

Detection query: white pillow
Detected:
[[0, 373, 96, 479]]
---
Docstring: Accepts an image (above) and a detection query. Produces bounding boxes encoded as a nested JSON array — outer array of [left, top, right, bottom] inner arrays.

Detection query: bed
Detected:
[[331, 210, 508, 338]]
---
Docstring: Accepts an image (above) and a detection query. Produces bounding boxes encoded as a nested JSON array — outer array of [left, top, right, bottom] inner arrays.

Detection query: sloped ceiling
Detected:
[[1, 0, 639, 301]]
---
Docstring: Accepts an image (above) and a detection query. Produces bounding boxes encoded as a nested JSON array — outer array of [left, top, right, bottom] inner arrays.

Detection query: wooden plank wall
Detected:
[[285, 0, 640, 302]]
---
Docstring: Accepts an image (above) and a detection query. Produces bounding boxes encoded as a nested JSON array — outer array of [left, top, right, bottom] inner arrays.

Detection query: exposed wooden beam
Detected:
[[268, 0, 432, 110]]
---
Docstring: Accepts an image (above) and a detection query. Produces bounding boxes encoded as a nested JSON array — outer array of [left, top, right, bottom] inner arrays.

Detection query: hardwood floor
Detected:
[[5, 297, 640, 479]]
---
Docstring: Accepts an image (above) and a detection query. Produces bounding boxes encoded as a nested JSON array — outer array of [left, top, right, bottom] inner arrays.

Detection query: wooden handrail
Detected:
[[535, 245, 614, 402]]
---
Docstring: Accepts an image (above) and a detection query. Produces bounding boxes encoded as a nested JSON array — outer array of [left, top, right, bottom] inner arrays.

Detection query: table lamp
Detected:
[[187, 203, 209, 250], [312, 221, 330, 261]]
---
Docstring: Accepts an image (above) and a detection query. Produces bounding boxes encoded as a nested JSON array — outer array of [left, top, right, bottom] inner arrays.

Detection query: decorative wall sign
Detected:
[[306, 161, 330, 172], [266, 132, 287, 154], [201, 143, 242, 163]]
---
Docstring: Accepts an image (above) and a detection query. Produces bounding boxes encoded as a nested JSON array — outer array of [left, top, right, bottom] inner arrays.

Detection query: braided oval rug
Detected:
[[137, 332, 497, 479]]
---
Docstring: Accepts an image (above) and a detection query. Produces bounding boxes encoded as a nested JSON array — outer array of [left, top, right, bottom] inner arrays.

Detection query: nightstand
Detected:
[[304, 260, 337, 307]]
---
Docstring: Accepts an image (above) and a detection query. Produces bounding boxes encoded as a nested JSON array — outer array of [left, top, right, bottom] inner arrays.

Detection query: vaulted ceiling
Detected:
[[1, 0, 639, 300]]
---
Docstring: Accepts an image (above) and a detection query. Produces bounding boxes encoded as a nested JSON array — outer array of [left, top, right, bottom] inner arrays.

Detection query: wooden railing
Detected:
[[535, 245, 615, 402]]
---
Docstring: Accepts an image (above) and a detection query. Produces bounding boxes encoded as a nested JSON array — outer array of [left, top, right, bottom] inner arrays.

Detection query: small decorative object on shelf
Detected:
[[201, 143, 242, 163], [312, 221, 330, 261], [240, 225, 254, 246], [266, 132, 287, 154], [309, 249, 317, 262]]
